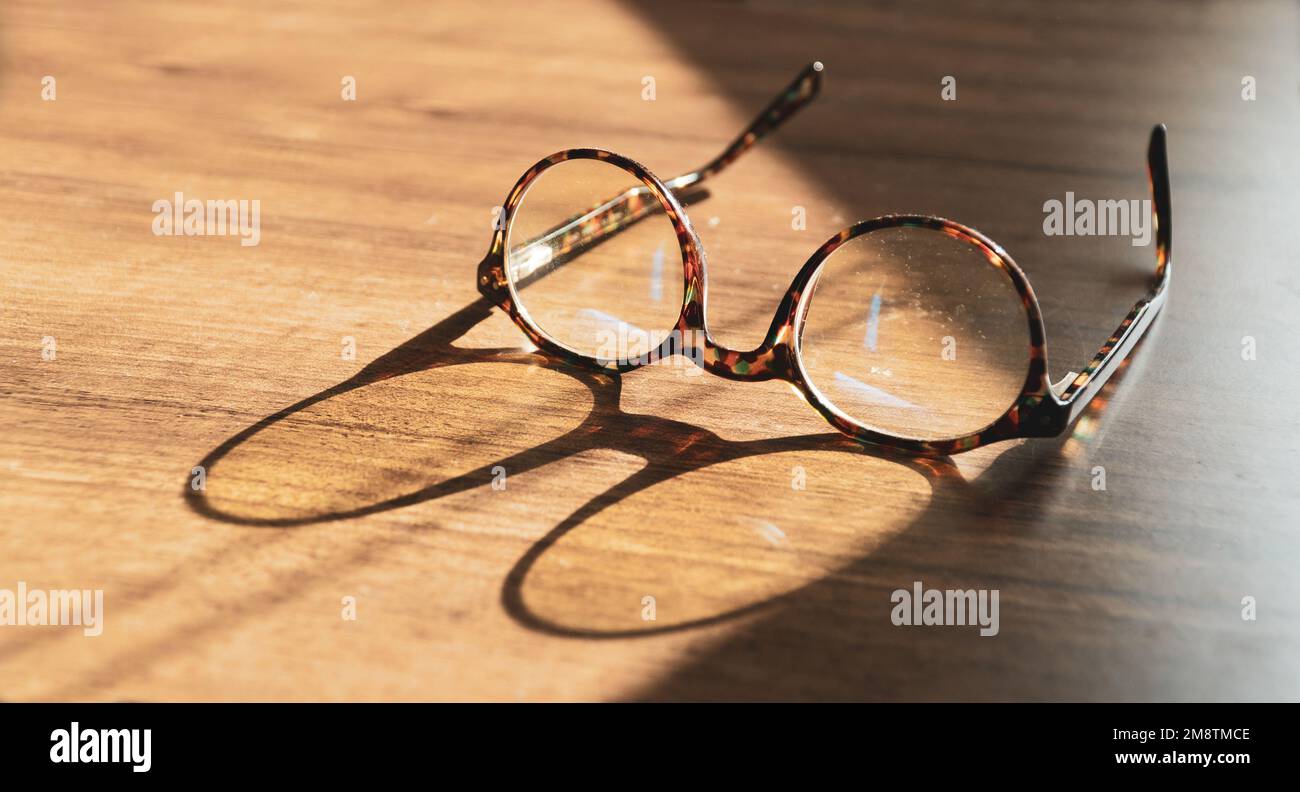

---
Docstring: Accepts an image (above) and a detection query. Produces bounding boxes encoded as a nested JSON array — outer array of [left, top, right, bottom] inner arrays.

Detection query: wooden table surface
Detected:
[[2, 0, 1298, 701]]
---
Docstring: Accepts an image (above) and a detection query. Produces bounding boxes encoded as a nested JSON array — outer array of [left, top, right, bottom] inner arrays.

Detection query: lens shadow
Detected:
[[187, 299, 616, 527], [504, 437, 954, 637]]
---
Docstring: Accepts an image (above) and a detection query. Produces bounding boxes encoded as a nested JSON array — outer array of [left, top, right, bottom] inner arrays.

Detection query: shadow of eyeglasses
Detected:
[[180, 282, 1151, 642]]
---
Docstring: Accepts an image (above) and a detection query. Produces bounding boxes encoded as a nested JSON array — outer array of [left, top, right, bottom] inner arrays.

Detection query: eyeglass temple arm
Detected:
[[1055, 124, 1172, 426], [666, 59, 825, 192], [506, 62, 825, 288]]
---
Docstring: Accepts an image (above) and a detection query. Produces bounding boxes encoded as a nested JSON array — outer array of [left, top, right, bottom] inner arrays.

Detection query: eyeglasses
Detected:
[[476, 62, 1172, 456]]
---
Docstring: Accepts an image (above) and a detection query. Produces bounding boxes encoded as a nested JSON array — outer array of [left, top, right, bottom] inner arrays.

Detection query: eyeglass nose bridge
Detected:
[[670, 277, 798, 383], [697, 337, 789, 382]]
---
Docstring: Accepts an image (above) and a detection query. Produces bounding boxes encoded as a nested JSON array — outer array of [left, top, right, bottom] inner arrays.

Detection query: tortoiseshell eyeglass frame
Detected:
[[476, 62, 1173, 456]]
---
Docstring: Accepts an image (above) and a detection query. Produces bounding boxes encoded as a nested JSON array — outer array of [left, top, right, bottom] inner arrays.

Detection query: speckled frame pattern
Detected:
[[475, 64, 1172, 456]]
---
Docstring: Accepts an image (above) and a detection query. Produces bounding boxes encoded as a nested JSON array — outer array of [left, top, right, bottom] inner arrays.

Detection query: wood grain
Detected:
[[1, 0, 1298, 701]]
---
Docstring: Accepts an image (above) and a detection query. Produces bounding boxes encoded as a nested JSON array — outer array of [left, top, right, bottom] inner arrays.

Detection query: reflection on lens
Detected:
[[506, 158, 684, 363], [798, 225, 1030, 441]]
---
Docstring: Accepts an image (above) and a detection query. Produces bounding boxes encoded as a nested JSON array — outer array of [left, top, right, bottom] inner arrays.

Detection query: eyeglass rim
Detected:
[[783, 215, 1057, 453]]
